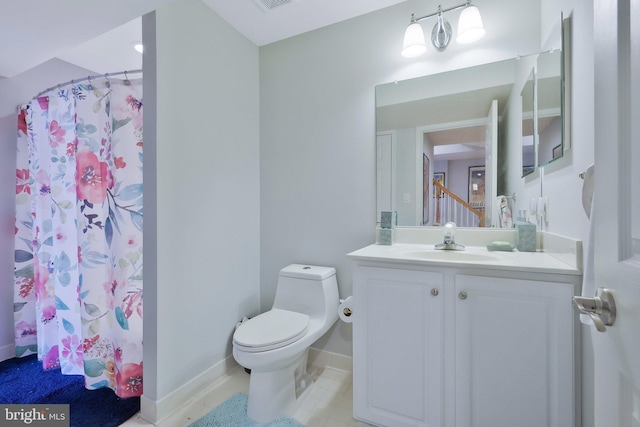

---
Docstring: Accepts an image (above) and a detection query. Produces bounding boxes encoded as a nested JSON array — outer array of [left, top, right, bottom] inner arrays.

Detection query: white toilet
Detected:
[[232, 264, 339, 424]]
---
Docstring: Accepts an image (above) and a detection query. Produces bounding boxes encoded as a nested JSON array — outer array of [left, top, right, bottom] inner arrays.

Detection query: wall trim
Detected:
[[308, 348, 353, 373], [140, 355, 239, 424], [0, 343, 15, 362]]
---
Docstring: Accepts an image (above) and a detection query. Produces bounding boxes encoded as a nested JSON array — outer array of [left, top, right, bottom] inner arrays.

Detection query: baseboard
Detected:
[[308, 348, 353, 373], [139, 349, 353, 424], [0, 343, 15, 362], [140, 355, 239, 424]]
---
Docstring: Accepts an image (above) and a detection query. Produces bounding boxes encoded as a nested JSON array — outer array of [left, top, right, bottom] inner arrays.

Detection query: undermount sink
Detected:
[[400, 250, 498, 262]]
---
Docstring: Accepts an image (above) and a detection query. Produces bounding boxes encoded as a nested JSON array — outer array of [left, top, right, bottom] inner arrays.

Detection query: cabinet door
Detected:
[[353, 266, 444, 427], [454, 275, 575, 427]]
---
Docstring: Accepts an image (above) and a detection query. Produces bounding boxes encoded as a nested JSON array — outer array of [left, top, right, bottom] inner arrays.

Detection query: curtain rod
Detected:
[[31, 69, 143, 100]]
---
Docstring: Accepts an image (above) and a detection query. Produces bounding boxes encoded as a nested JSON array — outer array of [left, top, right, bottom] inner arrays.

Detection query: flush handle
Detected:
[[573, 288, 616, 333]]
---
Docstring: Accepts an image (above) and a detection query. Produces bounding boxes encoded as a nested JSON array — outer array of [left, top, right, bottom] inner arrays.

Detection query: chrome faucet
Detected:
[[434, 222, 465, 250]]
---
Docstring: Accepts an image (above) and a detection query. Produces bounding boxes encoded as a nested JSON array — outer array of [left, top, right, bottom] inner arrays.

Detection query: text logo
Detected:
[[0, 405, 69, 426]]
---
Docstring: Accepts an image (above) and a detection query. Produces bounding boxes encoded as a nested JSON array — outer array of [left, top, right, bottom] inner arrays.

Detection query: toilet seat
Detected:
[[233, 309, 310, 352]]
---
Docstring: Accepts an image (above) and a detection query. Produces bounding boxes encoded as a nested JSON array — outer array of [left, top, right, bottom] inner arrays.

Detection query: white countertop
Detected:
[[348, 243, 582, 276]]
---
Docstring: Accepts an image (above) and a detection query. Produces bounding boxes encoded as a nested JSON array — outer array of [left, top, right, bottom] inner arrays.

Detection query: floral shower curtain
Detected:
[[13, 77, 144, 398]]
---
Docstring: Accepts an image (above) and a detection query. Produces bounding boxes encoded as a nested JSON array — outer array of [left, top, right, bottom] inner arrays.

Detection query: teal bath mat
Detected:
[[188, 393, 304, 427]]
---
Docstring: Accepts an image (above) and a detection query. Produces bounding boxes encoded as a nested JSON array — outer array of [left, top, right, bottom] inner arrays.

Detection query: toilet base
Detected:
[[246, 350, 311, 424]]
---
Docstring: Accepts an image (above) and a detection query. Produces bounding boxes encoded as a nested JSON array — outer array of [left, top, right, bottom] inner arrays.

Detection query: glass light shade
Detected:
[[456, 4, 485, 44], [402, 22, 427, 57]]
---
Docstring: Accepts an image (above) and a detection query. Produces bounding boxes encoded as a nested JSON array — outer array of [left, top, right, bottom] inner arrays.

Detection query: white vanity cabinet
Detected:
[[351, 260, 579, 427], [353, 266, 445, 427]]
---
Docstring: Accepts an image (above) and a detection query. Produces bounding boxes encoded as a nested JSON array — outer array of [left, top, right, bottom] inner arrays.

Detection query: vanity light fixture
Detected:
[[401, 1, 485, 58]]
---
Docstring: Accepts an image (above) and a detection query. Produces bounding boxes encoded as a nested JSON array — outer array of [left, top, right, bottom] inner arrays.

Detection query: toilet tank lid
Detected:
[[280, 264, 336, 280]]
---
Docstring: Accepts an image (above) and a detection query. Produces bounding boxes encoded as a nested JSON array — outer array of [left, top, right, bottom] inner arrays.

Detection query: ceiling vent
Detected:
[[253, 0, 297, 12]]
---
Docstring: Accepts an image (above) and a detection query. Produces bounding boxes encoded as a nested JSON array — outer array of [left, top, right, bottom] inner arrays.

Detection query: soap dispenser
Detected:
[[514, 220, 537, 252], [376, 211, 397, 245]]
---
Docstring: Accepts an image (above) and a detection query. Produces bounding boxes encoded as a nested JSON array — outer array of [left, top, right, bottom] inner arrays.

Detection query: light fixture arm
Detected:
[[401, 0, 483, 57], [410, 1, 470, 24]]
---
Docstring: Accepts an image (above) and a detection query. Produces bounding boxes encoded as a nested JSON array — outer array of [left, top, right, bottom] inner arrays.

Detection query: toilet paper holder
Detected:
[[338, 297, 354, 323]]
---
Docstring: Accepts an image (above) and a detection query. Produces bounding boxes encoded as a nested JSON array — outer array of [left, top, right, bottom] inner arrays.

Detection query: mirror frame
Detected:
[[536, 50, 563, 167], [521, 69, 536, 177], [536, 13, 572, 170]]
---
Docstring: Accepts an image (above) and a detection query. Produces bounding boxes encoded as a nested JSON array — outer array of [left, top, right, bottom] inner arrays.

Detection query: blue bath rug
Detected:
[[188, 393, 304, 427]]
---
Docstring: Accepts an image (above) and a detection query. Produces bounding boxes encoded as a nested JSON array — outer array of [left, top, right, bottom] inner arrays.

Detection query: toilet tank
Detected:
[[273, 264, 339, 320]]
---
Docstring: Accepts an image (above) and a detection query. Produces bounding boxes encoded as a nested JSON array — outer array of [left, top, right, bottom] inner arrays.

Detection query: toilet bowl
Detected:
[[232, 264, 339, 424]]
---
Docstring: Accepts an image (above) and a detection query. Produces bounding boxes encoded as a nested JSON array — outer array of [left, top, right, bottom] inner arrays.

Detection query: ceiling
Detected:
[[0, 0, 171, 78], [0, 0, 408, 79], [0, 0, 477, 163], [202, 0, 408, 46]]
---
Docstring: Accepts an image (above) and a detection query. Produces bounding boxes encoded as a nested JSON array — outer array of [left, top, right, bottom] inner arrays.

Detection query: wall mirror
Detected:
[[375, 49, 566, 228], [376, 59, 516, 227], [537, 49, 563, 166], [521, 69, 535, 176]]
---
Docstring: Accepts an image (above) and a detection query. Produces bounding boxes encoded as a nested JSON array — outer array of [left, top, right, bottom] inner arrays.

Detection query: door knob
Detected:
[[572, 288, 616, 333]]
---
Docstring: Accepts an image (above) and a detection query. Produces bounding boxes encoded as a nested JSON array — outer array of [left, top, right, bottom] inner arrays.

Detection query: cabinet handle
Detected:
[[458, 291, 468, 300], [431, 288, 439, 297]]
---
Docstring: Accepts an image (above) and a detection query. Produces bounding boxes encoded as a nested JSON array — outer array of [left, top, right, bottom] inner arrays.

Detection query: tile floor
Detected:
[[121, 366, 358, 427]]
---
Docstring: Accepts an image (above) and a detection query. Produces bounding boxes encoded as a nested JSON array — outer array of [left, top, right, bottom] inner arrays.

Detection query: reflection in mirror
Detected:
[[376, 59, 516, 227], [521, 69, 535, 176], [375, 49, 567, 227], [537, 50, 562, 166]]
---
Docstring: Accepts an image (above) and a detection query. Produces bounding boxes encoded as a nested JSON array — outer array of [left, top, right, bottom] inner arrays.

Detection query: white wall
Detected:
[[141, 0, 260, 421], [541, 0, 594, 239], [0, 59, 96, 360], [260, 0, 541, 357], [449, 158, 486, 203], [0, 112, 15, 360]]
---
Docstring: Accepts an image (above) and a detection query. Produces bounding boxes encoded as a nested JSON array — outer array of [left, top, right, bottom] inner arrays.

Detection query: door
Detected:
[[455, 275, 575, 427], [353, 266, 443, 427], [592, 0, 640, 425], [484, 99, 498, 227]]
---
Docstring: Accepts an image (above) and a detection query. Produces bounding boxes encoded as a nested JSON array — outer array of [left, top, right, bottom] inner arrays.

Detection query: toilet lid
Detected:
[[233, 309, 309, 352]]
